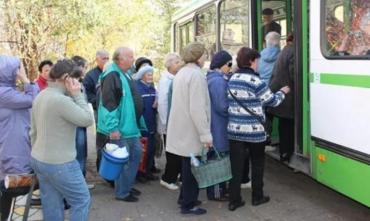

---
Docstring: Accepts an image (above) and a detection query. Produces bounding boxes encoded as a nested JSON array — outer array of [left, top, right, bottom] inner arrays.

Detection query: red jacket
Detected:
[[35, 75, 48, 91]]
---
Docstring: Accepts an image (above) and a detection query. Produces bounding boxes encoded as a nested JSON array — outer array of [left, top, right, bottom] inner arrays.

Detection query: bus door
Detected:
[[256, 0, 310, 173]]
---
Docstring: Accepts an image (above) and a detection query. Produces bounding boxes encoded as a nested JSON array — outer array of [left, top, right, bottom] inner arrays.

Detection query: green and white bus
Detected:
[[171, 0, 370, 207]]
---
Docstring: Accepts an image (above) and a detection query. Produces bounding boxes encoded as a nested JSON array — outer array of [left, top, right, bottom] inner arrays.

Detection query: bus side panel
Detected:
[[313, 146, 370, 207]]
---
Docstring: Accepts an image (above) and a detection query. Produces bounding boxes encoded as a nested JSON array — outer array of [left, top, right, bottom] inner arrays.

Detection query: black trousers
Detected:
[[178, 157, 199, 210], [161, 151, 182, 184], [0, 181, 29, 221], [278, 117, 295, 158], [229, 140, 265, 204], [242, 154, 250, 184]]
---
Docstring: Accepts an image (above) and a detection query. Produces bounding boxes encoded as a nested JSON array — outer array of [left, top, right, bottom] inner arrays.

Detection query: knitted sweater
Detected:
[[227, 67, 285, 143], [30, 82, 94, 164]]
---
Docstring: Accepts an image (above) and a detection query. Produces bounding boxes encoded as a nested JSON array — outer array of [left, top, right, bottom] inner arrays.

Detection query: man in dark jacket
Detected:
[[83, 50, 109, 112], [262, 8, 281, 38], [83, 50, 109, 172], [269, 34, 295, 162]]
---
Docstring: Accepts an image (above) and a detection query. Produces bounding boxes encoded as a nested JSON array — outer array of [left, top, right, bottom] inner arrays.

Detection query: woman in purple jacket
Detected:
[[0, 55, 38, 221]]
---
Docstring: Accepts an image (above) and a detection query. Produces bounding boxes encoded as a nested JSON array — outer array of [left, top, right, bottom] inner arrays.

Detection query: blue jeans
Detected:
[[113, 137, 142, 198], [76, 127, 87, 176], [30, 158, 90, 221]]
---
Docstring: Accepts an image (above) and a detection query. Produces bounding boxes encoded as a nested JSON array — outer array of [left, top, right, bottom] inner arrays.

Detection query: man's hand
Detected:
[[109, 131, 121, 140]]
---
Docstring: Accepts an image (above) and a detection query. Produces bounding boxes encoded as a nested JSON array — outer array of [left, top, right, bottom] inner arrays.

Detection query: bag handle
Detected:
[[228, 88, 265, 127], [200, 147, 221, 163]]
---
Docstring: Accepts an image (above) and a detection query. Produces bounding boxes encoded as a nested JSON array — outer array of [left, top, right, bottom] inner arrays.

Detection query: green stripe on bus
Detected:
[[310, 73, 370, 88]]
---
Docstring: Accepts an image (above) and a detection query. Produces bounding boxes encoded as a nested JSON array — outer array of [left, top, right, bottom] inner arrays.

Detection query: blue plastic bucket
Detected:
[[99, 149, 129, 180]]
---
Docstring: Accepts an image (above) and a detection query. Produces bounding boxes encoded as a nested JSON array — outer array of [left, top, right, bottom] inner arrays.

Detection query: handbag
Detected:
[[191, 148, 232, 189], [228, 88, 266, 130]]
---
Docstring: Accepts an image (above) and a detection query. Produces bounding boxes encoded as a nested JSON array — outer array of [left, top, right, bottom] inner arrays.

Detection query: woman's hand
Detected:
[[203, 141, 213, 149], [17, 64, 30, 84], [280, 86, 290, 94], [65, 76, 81, 97]]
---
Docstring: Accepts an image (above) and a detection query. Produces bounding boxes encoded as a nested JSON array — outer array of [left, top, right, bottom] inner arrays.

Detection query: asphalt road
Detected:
[[86, 131, 370, 221]]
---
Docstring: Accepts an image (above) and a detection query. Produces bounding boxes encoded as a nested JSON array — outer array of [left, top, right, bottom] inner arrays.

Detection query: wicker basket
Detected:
[[191, 149, 232, 189]]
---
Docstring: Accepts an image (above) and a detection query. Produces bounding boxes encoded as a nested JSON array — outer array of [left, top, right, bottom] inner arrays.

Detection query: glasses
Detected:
[[227, 62, 233, 67]]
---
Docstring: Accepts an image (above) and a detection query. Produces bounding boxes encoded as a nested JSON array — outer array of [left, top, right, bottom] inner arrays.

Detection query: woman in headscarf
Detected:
[[166, 42, 212, 216], [0, 55, 38, 221]]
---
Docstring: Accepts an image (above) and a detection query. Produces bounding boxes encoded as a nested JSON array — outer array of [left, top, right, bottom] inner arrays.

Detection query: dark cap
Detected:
[[210, 50, 232, 70], [262, 8, 274, 15], [135, 57, 153, 72]]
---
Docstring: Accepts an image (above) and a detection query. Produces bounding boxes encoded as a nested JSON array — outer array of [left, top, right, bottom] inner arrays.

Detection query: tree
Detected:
[[1, 0, 102, 80], [0, 0, 188, 80]]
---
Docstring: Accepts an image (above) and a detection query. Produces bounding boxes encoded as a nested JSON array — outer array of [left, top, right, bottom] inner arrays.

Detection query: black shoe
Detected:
[[130, 188, 141, 196], [151, 167, 161, 174], [280, 154, 291, 163], [30, 198, 41, 206], [145, 173, 159, 181], [177, 200, 202, 206], [116, 193, 138, 202], [136, 175, 148, 183], [208, 195, 229, 202], [228, 201, 245, 211], [181, 207, 207, 215], [252, 196, 270, 206], [105, 179, 115, 188]]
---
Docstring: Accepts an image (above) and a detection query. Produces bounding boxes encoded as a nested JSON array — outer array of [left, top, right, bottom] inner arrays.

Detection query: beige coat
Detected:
[[166, 63, 212, 157]]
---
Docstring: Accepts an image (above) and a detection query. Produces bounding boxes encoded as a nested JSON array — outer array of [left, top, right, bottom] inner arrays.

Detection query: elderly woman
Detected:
[[0, 55, 38, 221], [134, 65, 158, 181], [30, 59, 94, 221], [166, 42, 212, 215], [206, 50, 233, 201], [258, 31, 281, 85], [158, 53, 183, 190], [227, 47, 290, 211]]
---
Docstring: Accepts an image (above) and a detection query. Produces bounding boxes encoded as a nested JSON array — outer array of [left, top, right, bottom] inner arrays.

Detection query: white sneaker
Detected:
[[241, 182, 251, 189], [160, 179, 179, 190], [265, 145, 276, 152]]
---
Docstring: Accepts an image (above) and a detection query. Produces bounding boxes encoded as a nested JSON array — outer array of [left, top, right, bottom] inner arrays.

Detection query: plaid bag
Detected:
[[191, 148, 232, 189]]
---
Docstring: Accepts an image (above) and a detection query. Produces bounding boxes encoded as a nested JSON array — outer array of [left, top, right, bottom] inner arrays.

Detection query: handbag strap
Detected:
[[228, 88, 265, 126]]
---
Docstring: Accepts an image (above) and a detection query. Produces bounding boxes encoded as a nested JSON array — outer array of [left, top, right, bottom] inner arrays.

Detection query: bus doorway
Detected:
[[257, 0, 310, 173]]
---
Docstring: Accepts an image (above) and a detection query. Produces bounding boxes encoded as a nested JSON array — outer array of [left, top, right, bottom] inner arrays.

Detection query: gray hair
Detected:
[[113, 47, 132, 63], [164, 53, 181, 70], [265, 32, 281, 48], [96, 50, 109, 58]]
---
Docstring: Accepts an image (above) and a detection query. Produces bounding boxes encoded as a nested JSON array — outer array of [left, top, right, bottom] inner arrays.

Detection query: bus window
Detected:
[[323, 0, 370, 57], [220, 0, 250, 56], [176, 21, 195, 54], [196, 6, 217, 62]]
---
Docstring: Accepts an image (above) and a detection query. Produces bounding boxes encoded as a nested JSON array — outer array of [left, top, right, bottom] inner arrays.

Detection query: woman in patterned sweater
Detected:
[[227, 47, 290, 211]]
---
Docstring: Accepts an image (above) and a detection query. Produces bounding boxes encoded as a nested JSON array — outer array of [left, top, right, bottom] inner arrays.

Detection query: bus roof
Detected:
[[172, 0, 215, 22]]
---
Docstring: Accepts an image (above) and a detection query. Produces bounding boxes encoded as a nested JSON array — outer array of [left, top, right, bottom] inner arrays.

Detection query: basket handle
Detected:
[[200, 147, 221, 163]]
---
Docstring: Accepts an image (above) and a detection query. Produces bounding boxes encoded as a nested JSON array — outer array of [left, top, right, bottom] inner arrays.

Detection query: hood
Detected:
[[207, 69, 223, 81], [0, 55, 20, 87], [260, 47, 280, 63]]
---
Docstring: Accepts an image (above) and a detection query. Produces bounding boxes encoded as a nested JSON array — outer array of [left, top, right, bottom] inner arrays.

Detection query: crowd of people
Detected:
[[0, 30, 295, 220]]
